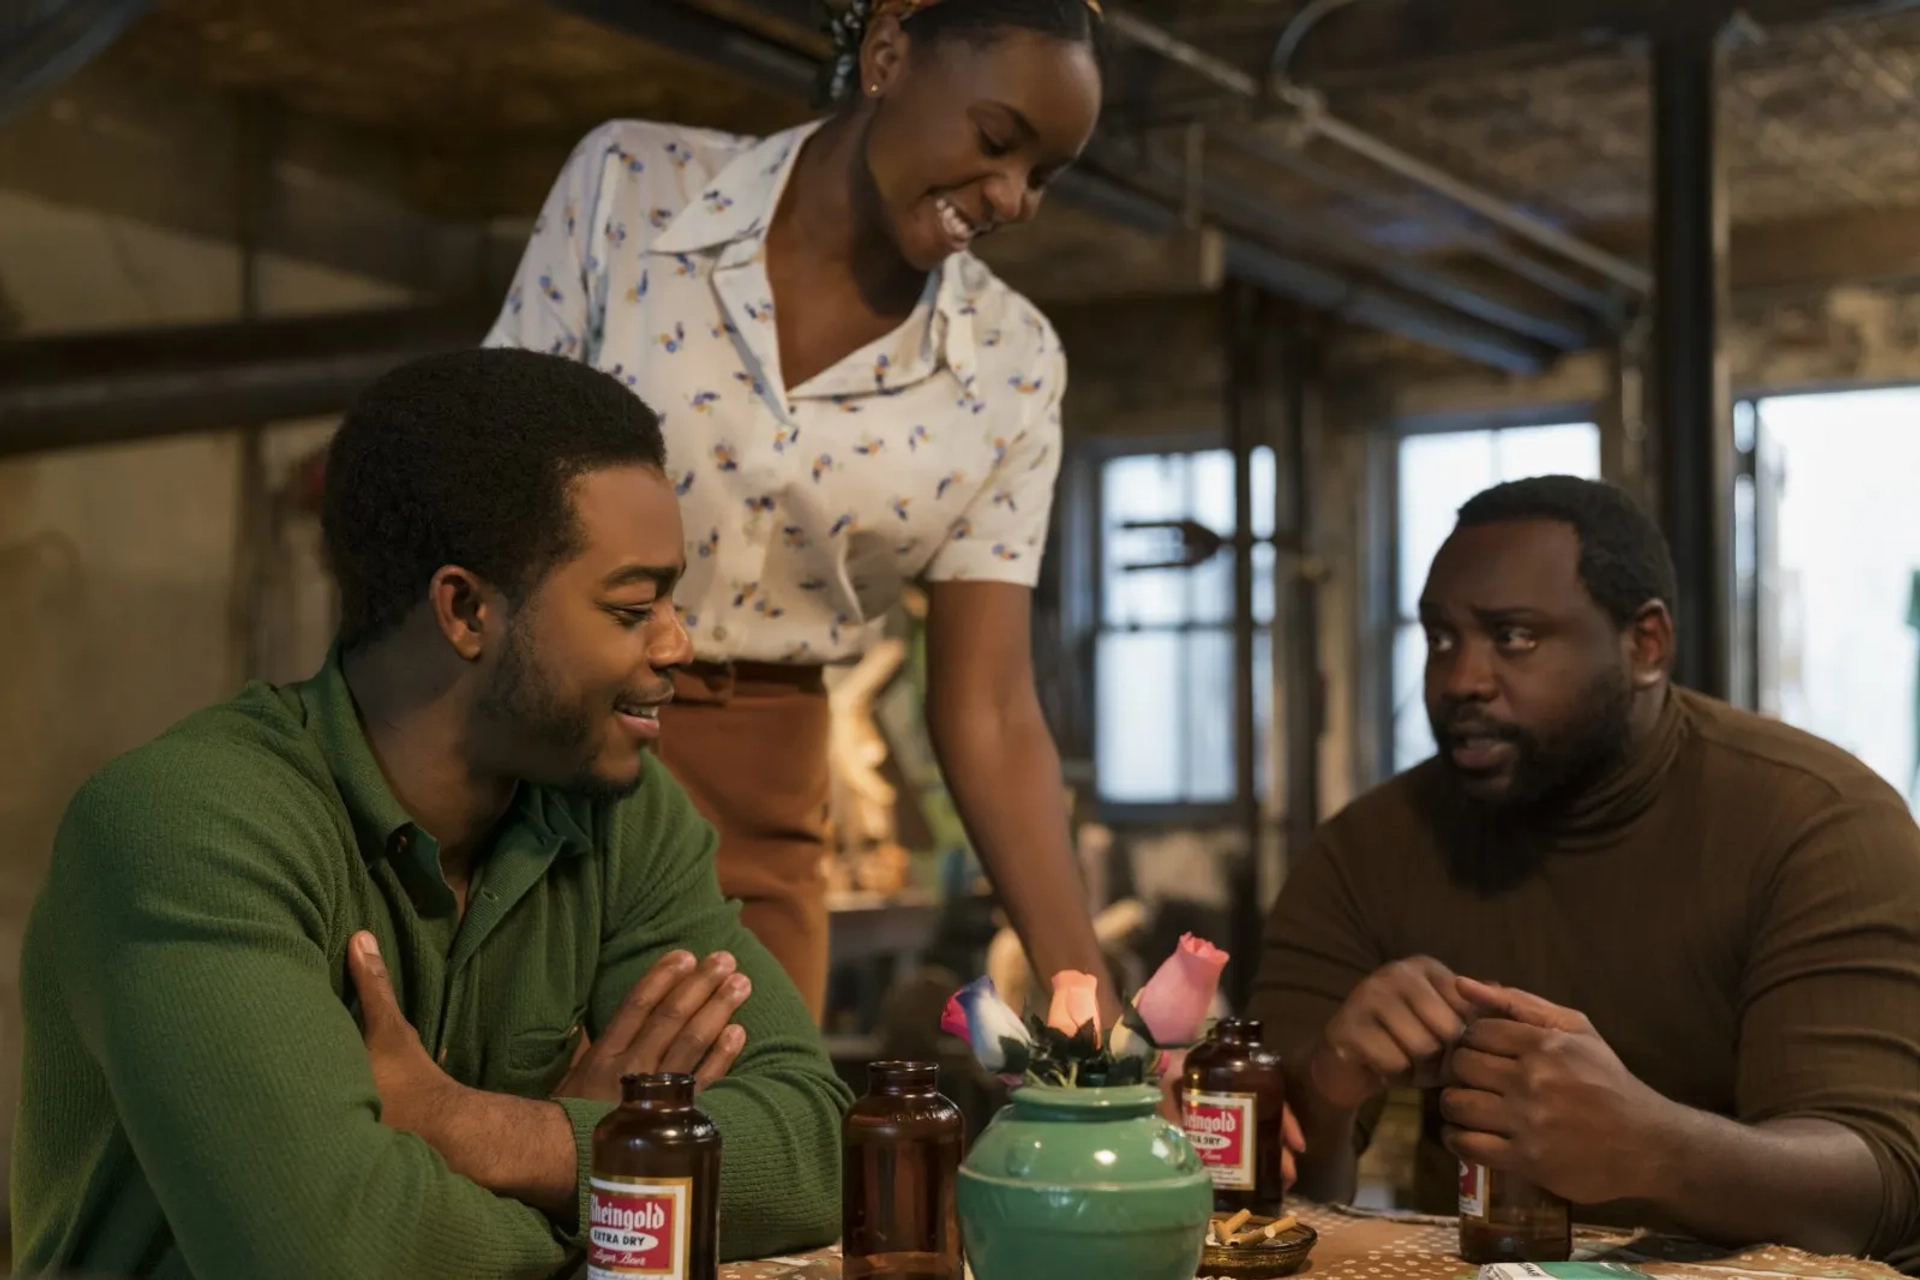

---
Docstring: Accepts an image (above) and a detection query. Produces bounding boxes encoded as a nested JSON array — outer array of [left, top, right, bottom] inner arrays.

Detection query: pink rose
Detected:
[[1046, 970, 1102, 1046], [1133, 933, 1229, 1046]]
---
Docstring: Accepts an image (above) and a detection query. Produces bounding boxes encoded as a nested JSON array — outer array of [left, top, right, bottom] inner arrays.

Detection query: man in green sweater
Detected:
[[11, 349, 851, 1279]]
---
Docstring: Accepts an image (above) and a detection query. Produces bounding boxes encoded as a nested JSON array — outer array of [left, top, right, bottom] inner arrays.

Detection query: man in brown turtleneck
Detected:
[[1250, 476, 1920, 1269]]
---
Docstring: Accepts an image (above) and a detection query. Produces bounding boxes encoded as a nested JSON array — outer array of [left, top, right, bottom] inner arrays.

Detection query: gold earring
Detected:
[[868, 83, 880, 95]]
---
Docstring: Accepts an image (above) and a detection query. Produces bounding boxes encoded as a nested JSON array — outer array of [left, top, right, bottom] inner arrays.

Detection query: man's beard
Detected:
[[1431, 664, 1636, 819], [476, 620, 644, 804]]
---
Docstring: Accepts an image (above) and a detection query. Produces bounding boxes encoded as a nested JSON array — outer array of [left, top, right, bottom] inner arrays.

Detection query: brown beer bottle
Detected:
[[1458, 1161, 1571, 1263], [1180, 1018, 1287, 1215], [842, 1061, 964, 1280], [589, 1072, 722, 1280]]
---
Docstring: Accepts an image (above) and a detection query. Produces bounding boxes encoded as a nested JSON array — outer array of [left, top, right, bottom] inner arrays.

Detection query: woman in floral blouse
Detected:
[[487, 0, 1109, 1020]]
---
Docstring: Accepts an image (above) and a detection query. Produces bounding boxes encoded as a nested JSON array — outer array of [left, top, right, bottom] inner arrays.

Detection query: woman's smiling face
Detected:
[[858, 21, 1103, 272]]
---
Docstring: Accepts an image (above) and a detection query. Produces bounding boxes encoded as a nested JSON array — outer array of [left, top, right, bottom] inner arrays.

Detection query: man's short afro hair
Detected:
[[322, 346, 668, 650], [1455, 474, 1679, 628]]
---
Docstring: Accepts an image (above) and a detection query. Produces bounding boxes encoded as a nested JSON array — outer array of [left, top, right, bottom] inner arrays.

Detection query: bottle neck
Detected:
[[1211, 1017, 1263, 1047], [621, 1072, 697, 1108], [867, 1060, 939, 1098]]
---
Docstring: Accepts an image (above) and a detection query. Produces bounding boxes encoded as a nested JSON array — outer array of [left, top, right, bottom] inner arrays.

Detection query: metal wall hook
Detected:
[[1117, 519, 1311, 573], [1117, 518, 1225, 572]]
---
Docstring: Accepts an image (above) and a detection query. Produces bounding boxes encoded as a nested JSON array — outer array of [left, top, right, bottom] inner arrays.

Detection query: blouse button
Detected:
[[712, 625, 730, 642]]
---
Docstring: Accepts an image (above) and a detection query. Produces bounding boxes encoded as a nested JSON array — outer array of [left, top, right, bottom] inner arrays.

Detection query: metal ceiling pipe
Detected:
[[1, 0, 151, 121], [1214, 122, 1626, 317], [1103, 8, 1653, 296], [1126, 146, 1596, 348], [1304, 111, 1653, 294], [0, 304, 492, 457], [1053, 169, 1551, 373]]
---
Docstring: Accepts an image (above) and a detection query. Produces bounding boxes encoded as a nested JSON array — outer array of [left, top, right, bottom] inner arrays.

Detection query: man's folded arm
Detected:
[[574, 755, 851, 1260], [52, 758, 575, 1280]]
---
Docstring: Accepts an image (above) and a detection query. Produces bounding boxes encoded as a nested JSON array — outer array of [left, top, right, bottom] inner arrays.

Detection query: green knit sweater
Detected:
[[11, 652, 850, 1279]]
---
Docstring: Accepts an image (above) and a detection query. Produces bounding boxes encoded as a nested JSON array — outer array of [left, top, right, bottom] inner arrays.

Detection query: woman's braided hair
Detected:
[[817, 0, 1104, 107]]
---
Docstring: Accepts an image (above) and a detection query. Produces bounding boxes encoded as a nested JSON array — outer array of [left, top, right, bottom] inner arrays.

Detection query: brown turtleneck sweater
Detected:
[[1250, 687, 1920, 1268]]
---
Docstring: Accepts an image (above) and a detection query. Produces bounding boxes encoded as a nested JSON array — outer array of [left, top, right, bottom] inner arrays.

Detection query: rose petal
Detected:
[[940, 991, 969, 1041], [1046, 970, 1102, 1047], [1134, 934, 1229, 1047]]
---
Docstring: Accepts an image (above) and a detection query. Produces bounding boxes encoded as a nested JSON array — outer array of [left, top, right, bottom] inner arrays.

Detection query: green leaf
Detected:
[[1036, 1024, 1077, 1058], [1118, 1002, 1157, 1043], [1116, 1003, 1206, 1054]]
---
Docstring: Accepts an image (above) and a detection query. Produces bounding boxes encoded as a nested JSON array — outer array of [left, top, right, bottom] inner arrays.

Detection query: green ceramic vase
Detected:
[[957, 1084, 1213, 1280]]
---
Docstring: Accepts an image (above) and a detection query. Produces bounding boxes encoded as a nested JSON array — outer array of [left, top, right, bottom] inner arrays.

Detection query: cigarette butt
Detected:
[[1222, 1209, 1252, 1237], [1232, 1228, 1269, 1245], [1265, 1214, 1298, 1237]]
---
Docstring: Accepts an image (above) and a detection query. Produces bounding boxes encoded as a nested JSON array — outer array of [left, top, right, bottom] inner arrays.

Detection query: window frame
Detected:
[[1079, 431, 1273, 825]]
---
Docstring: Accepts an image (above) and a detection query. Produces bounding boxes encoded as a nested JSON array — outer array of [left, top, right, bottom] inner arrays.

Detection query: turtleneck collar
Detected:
[[1424, 685, 1693, 887], [1546, 683, 1691, 848]]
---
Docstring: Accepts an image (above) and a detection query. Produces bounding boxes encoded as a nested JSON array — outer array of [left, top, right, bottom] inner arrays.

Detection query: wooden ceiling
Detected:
[[59, 0, 1920, 367]]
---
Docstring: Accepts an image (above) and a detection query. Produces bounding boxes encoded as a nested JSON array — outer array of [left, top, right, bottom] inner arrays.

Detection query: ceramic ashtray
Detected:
[[1198, 1210, 1319, 1279]]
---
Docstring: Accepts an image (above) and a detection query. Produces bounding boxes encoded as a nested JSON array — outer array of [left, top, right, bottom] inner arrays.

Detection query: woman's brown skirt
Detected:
[[655, 661, 832, 1021]]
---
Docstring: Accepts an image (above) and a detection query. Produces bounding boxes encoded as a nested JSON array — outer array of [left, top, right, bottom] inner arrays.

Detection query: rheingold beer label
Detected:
[[1182, 1091, 1256, 1190], [1459, 1160, 1489, 1220], [588, 1175, 690, 1279]]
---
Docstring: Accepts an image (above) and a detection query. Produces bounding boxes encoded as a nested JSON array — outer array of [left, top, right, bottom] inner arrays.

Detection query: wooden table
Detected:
[[716, 1203, 1901, 1280]]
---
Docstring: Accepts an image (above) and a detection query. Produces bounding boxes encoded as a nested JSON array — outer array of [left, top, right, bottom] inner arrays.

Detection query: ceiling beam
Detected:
[[0, 304, 492, 456], [1244, 0, 1920, 84], [1540, 204, 1920, 296], [1730, 204, 1920, 294], [555, 0, 819, 97]]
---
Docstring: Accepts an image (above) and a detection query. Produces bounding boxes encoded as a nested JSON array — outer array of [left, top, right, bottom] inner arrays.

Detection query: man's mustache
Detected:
[[1433, 703, 1524, 743]]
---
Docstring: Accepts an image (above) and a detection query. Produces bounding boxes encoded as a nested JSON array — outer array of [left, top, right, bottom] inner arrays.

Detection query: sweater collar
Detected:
[[294, 644, 596, 869], [1545, 684, 1689, 847], [1425, 684, 1692, 876]]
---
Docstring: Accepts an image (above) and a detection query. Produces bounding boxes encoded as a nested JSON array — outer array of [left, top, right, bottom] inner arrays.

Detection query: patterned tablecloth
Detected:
[[717, 1203, 1901, 1280]]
